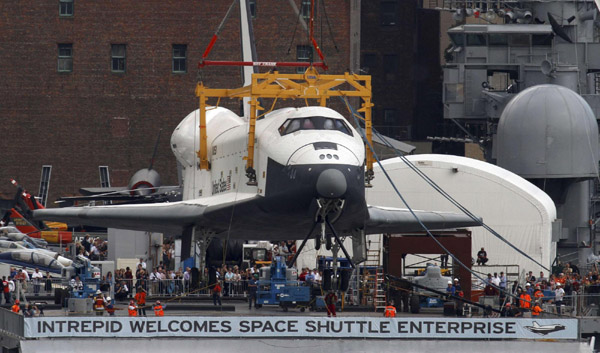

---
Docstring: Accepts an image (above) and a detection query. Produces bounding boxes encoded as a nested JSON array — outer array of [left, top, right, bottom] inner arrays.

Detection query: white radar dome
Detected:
[[496, 84, 599, 178]]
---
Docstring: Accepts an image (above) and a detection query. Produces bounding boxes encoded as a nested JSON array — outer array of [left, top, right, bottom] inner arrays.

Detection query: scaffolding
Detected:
[[194, 66, 374, 185]]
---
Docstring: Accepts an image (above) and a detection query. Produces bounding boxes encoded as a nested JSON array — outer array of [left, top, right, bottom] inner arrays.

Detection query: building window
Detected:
[[57, 44, 73, 72], [99, 166, 111, 188], [381, 1, 398, 26], [445, 83, 464, 103], [249, 0, 256, 18], [172, 44, 187, 73], [532, 34, 553, 46], [509, 34, 529, 47], [383, 54, 397, 81], [489, 34, 508, 46], [111, 44, 126, 73], [466, 34, 487, 46], [39, 165, 52, 207], [301, 0, 316, 21], [296, 45, 313, 73], [384, 109, 397, 124], [362, 53, 377, 73], [59, 0, 73, 17]]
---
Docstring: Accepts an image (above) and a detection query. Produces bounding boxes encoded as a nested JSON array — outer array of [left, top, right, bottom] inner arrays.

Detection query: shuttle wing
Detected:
[[33, 198, 479, 238], [365, 205, 480, 234], [78, 187, 128, 195], [32, 193, 260, 235]]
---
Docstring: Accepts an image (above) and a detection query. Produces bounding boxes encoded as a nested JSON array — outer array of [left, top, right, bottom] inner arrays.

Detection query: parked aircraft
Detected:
[[56, 129, 182, 206], [0, 180, 72, 244], [0, 226, 73, 273]]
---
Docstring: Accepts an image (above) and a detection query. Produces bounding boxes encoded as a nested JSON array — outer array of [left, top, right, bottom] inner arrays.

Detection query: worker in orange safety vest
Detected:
[[532, 301, 543, 316], [134, 287, 147, 316], [128, 300, 137, 317], [11, 299, 20, 313], [153, 300, 164, 317], [519, 288, 532, 310], [384, 300, 397, 318]]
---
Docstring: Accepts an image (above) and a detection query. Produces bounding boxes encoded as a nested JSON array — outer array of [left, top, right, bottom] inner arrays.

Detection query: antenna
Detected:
[[548, 12, 573, 43]]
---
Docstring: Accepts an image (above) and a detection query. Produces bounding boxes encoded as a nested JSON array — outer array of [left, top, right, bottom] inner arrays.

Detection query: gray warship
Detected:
[[432, 0, 600, 267]]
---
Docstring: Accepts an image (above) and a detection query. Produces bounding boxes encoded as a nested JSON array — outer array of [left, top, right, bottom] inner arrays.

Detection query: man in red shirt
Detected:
[[212, 281, 222, 306], [298, 268, 308, 282], [2, 276, 9, 304], [324, 291, 338, 317]]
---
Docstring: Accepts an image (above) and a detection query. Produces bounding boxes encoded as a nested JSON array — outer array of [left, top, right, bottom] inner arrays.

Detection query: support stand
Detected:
[[287, 221, 318, 268], [326, 217, 355, 268]]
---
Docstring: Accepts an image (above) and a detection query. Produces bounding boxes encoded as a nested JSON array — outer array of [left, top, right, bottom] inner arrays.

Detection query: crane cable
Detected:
[[371, 124, 549, 272], [340, 96, 549, 272], [339, 96, 543, 307]]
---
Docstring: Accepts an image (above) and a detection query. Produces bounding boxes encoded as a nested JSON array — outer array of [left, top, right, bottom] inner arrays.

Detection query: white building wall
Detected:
[[365, 155, 557, 275]]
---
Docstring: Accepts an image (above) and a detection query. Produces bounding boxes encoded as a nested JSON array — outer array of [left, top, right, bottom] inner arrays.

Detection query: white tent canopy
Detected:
[[366, 154, 557, 275]]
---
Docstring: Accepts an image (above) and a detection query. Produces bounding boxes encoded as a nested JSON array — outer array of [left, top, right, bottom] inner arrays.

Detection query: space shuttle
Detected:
[[32, 103, 478, 256], [32, 0, 480, 262]]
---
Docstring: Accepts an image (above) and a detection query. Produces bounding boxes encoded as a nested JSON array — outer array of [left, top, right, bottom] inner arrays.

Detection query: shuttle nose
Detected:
[[316, 169, 347, 198]]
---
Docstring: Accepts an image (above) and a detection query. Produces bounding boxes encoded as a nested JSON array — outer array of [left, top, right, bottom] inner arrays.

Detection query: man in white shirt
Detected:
[[183, 267, 191, 292], [149, 269, 159, 295], [19, 268, 29, 292], [89, 243, 101, 260], [224, 269, 234, 296], [499, 272, 507, 291], [8, 277, 15, 303], [313, 269, 322, 283], [70, 276, 84, 291], [555, 283, 565, 313], [491, 273, 501, 287], [137, 258, 147, 270], [31, 268, 44, 295]]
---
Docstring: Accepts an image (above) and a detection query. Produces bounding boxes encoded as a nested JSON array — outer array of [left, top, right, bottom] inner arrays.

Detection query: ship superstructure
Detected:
[[432, 0, 600, 266]]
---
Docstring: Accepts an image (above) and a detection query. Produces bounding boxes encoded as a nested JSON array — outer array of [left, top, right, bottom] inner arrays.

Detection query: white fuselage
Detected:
[[170, 106, 365, 203]]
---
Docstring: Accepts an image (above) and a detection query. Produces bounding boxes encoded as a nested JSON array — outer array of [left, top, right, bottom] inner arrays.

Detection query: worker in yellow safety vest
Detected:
[[154, 300, 164, 317], [384, 300, 397, 318], [93, 290, 105, 316]]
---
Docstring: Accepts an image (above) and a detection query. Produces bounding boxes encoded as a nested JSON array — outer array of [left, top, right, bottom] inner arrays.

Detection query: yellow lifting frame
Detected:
[[195, 66, 374, 183]]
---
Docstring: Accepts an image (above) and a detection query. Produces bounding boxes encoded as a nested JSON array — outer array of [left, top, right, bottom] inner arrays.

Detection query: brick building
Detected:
[[0, 0, 357, 205]]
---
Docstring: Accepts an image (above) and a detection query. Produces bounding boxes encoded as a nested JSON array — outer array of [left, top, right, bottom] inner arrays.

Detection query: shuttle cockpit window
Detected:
[[279, 117, 353, 136]]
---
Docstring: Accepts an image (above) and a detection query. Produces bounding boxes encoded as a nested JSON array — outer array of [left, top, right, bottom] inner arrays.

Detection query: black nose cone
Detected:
[[316, 169, 347, 198]]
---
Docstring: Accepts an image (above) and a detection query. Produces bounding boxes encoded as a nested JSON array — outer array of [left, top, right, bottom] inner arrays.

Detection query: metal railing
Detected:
[[8, 278, 266, 300], [0, 308, 24, 338], [114, 278, 265, 299]]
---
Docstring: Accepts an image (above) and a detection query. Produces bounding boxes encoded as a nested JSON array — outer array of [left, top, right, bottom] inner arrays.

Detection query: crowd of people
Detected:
[[74, 234, 108, 261], [1, 267, 54, 306], [475, 261, 598, 316], [99, 261, 193, 299]]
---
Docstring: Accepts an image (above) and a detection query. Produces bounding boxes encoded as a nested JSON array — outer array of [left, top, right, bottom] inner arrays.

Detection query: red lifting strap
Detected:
[[198, 60, 328, 70]]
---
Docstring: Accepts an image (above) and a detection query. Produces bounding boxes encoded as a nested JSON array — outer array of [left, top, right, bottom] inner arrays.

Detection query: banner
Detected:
[[24, 316, 578, 339]]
